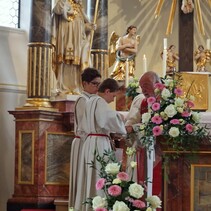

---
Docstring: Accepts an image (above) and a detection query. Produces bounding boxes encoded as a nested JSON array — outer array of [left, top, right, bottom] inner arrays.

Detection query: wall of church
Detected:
[[0, 27, 28, 211]]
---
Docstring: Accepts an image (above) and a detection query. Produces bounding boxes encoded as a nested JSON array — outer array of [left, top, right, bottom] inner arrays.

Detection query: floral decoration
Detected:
[[126, 77, 140, 100], [139, 74, 210, 156], [85, 148, 162, 211]]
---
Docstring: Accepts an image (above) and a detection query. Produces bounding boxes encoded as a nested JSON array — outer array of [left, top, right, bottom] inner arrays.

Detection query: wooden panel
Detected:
[[178, 0, 194, 72]]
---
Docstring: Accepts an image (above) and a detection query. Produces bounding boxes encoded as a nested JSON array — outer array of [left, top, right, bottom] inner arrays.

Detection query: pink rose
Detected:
[[152, 126, 163, 136], [96, 178, 106, 190], [154, 83, 165, 90], [182, 111, 190, 117], [186, 124, 193, 132], [108, 185, 122, 196], [152, 102, 160, 111], [147, 97, 156, 105], [96, 208, 108, 211], [174, 88, 183, 96], [187, 101, 194, 108], [132, 199, 146, 209], [117, 172, 129, 181], [170, 119, 180, 125], [151, 116, 162, 124]]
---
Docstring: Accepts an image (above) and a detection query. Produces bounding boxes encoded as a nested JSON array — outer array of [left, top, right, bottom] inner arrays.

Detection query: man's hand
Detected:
[[125, 125, 134, 133]]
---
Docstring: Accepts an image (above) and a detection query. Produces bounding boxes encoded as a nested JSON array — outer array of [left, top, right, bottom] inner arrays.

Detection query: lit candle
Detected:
[[163, 38, 167, 50], [206, 38, 210, 50], [143, 54, 147, 73], [125, 58, 129, 87]]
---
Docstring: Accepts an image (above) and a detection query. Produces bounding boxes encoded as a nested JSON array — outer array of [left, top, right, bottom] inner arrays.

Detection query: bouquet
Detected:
[[86, 148, 162, 211], [139, 74, 210, 156], [126, 77, 140, 100]]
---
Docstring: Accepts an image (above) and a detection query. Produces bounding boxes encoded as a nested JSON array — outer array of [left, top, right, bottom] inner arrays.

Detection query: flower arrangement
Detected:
[[126, 77, 140, 100], [139, 74, 210, 156], [86, 148, 162, 211]]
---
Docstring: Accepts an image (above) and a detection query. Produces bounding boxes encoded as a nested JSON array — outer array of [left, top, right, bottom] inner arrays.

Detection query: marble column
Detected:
[[24, 0, 53, 108], [87, 0, 109, 79]]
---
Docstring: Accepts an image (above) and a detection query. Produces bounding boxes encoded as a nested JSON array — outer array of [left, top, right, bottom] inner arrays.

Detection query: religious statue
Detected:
[[161, 45, 179, 75], [181, 0, 194, 14], [52, 0, 96, 95], [109, 25, 140, 81], [194, 45, 211, 72]]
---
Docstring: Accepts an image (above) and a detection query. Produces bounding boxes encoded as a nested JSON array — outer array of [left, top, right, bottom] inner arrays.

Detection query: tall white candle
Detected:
[[162, 38, 168, 77], [143, 54, 147, 73], [162, 49, 167, 77], [125, 58, 129, 87], [163, 38, 167, 50], [206, 39, 210, 50]]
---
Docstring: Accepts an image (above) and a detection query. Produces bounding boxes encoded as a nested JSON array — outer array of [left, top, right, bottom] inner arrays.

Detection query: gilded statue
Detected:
[[52, 0, 96, 95], [194, 45, 211, 72], [161, 45, 179, 75], [109, 25, 140, 81]]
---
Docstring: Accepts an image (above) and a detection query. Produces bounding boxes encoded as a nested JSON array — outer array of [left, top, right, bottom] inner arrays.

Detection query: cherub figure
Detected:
[[161, 45, 179, 75], [194, 45, 210, 72]]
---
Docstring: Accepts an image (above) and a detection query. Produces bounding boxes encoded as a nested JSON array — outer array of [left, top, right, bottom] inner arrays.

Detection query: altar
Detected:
[[160, 112, 211, 211]]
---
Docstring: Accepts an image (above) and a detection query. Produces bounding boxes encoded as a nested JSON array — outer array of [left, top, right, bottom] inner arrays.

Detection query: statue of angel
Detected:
[[109, 26, 140, 81], [194, 45, 210, 72]]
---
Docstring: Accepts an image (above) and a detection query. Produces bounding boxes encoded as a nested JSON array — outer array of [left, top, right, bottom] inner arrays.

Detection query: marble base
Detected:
[[8, 100, 76, 211]]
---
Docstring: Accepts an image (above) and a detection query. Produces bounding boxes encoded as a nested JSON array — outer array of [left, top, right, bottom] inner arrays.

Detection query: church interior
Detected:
[[0, 0, 211, 211]]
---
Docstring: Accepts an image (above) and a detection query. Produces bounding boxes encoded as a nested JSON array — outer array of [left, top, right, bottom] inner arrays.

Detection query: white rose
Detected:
[[140, 124, 145, 130], [113, 201, 130, 211], [92, 196, 107, 210], [142, 112, 151, 123], [160, 111, 168, 120], [179, 118, 185, 125], [130, 161, 137, 168], [105, 163, 120, 175], [126, 147, 136, 156], [161, 88, 171, 100], [189, 95, 195, 101], [164, 79, 174, 87], [128, 183, 144, 198], [146, 195, 162, 208], [175, 98, 184, 107], [169, 127, 180, 137], [113, 178, 121, 184], [192, 112, 201, 123], [164, 104, 177, 118], [177, 106, 184, 113]]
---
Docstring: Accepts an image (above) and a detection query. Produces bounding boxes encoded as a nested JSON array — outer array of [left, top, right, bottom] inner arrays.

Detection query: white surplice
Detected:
[[68, 92, 96, 209], [74, 96, 127, 211]]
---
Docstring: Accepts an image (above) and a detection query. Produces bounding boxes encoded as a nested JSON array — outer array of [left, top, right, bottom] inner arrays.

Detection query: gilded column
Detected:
[[24, 0, 53, 108], [87, 0, 108, 79]]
